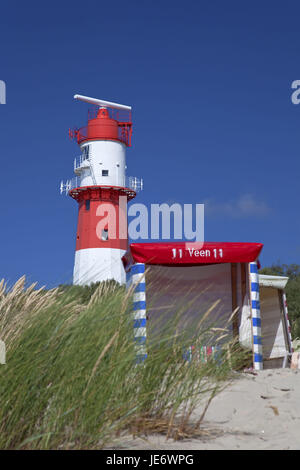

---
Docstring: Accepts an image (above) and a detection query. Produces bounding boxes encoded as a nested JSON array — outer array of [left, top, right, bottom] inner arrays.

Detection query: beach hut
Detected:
[[123, 242, 293, 370], [258, 275, 292, 368], [238, 273, 293, 369]]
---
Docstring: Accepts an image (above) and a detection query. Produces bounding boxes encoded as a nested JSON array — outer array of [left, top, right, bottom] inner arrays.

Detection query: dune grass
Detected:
[[0, 277, 248, 449]]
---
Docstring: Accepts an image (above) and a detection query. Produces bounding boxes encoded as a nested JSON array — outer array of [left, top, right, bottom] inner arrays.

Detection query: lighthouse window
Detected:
[[82, 145, 89, 159], [102, 170, 109, 176], [85, 200, 90, 211], [102, 228, 109, 241]]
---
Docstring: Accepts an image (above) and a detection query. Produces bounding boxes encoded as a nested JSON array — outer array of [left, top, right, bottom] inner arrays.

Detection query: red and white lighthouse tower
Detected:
[[61, 95, 143, 285]]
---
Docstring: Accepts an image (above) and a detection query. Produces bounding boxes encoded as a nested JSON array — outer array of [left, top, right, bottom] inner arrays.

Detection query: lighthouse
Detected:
[[61, 95, 143, 286]]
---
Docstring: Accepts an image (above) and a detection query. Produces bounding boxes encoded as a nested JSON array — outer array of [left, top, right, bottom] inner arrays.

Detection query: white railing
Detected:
[[60, 177, 80, 195], [60, 175, 143, 195], [126, 176, 143, 192], [74, 155, 90, 173]]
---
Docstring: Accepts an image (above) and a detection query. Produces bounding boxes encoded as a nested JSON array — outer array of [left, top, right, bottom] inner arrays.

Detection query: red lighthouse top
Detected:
[[69, 106, 132, 147]]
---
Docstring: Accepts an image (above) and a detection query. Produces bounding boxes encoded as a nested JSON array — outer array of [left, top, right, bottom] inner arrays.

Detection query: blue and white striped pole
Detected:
[[249, 261, 263, 370], [127, 263, 147, 363]]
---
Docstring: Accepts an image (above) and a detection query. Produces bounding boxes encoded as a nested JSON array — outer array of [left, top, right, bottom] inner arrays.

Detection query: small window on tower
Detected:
[[102, 228, 109, 241], [85, 200, 90, 211], [102, 170, 109, 176], [82, 145, 89, 159]]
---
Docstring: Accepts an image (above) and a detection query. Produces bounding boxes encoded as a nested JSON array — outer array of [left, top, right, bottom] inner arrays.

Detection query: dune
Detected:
[[122, 368, 300, 450]]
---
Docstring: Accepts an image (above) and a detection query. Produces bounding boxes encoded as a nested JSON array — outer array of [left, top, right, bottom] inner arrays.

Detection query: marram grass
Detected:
[[0, 277, 249, 449]]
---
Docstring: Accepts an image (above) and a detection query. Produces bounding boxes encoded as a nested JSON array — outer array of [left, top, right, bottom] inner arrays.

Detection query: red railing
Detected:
[[69, 106, 132, 147], [87, 105, 132, 123], [69, 123, 132, 147]]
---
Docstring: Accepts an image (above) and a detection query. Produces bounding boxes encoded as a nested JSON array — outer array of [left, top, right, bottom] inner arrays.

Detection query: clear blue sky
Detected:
[[1, 0, 300, 287]]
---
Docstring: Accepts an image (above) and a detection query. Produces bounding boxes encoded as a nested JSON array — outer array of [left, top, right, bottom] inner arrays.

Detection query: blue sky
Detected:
[[0, 0, 300, 287]]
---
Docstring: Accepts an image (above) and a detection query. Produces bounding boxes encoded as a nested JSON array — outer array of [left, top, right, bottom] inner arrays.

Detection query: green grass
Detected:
[[0, 277, 247, 449]]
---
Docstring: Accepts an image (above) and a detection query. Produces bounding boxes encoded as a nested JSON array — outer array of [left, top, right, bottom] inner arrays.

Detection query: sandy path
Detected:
[[120, 369, 300, 450]]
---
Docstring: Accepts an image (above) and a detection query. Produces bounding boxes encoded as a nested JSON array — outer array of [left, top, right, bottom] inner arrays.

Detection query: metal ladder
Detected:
[[88, 151, 97, 185]]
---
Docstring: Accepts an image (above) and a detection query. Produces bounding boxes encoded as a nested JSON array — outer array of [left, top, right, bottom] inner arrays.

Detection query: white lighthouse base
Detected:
[[73, 248, 126, 286]]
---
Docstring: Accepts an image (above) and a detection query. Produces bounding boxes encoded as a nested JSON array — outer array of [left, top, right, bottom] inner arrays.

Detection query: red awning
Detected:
[[122, 242, 263, 270]]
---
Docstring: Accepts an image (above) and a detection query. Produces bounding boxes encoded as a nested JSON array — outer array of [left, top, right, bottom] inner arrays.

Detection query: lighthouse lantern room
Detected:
[[61, 95, 143, 286]]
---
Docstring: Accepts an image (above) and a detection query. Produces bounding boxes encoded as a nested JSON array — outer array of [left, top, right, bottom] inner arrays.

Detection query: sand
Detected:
[[120, 368, 300, 450]]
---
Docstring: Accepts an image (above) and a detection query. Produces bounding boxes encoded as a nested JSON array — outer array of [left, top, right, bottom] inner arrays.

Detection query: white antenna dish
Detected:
[[74, 94, 131, 111]]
